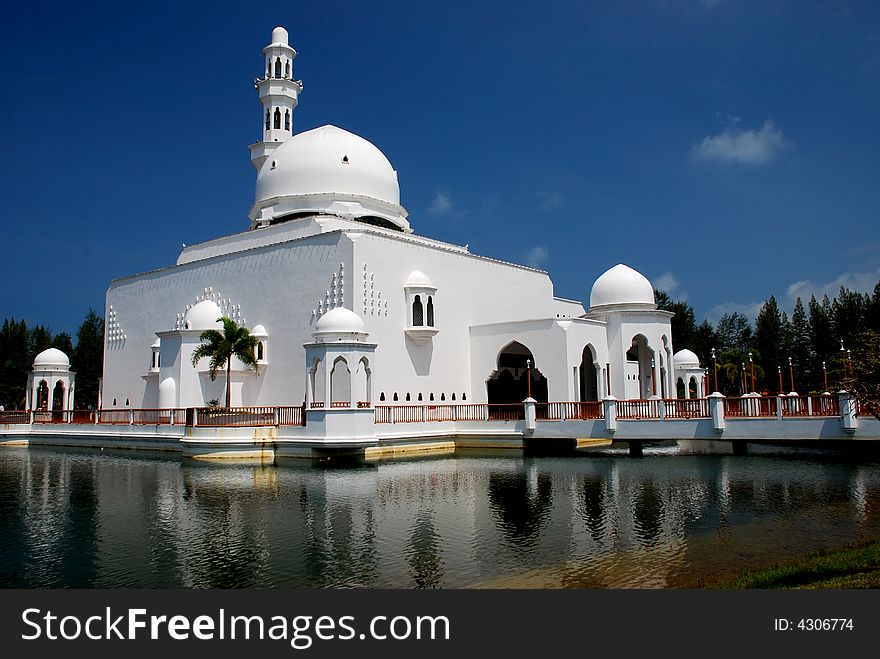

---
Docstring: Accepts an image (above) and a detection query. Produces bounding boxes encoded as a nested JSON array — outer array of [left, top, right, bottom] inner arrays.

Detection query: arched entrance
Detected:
[[625, 334, 655, 399], [36, 380, 49, 411], [579, 345, 599, 402], [486, 341, 548, 405]]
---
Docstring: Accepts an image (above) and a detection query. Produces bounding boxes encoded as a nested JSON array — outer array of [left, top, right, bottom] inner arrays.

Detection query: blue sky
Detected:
[[2, 0, 878, 335]]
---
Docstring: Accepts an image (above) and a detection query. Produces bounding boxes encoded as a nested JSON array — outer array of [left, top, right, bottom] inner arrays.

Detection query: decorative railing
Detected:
[[330, 401, 350, 408], [810, 395, 840, 417], [723, 396, 776, 418], [664, 398, 711, 419], [193, 406, 301, 427], [618, 399, 662, 420], [375, 403, 529, 424], [0, 410, 31, 424], [535, 402, 604, 420], [277, 405, 306, 426]]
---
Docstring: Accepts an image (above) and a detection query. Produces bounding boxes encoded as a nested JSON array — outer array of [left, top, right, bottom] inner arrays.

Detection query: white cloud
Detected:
[[786, 268, 880, 303], [427, 191, 454, 215], [525, 246, 549, 269], [692, 118, 786, 165], [537, 191, 566, 212], [654, 272, 680, 296]]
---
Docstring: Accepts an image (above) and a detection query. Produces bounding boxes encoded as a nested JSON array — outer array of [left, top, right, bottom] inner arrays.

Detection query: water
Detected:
[[1, 444, 879, 588]]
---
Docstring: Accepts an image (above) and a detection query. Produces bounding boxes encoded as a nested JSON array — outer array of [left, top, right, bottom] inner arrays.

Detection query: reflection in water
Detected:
[[487, 464, 553, 546], [1, 447, 880, 588], [406, 512, 442, 588]]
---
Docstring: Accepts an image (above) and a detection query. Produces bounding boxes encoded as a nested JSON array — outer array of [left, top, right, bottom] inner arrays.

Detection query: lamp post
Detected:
[[778, 366, 783, 394], [710, 348, 718, 394], [823, 361, 828, 392], [847, 349, 852, 379], [741, 362, 746, 396], [748, 351, 755, 393], [788, 356, 795, 394], [526, 358, 532, 399], [651, 358, 657, 397]]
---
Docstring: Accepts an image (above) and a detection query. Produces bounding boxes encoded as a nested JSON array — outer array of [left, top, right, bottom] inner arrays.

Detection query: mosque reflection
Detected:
[[2, 448, 880, 588]]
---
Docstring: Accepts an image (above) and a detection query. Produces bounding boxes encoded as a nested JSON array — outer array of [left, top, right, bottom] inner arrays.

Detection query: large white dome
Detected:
[[184, 300, 223, 331], [674, 349, 701, 366], [33, 348, 70, 370], [251, 125, 410, 232], [589, 264, 656, 309]]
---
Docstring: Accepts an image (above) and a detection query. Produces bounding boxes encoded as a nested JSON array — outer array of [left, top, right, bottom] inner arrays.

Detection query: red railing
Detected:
[[618, 399, 661, 419], [810, 395, 840, 417], [0, 410, 31, 424], [487, 404, 525, 420], [330, 401, 350, 408], [723, 396, 776, 418], [97, 409, 132, 424], [781, 396, 809, 417], [356, 401, 371, 408], [535, 401, 604, 420], [277, 405, 306, 426], [194, 406, 277, 427], [375, 403, 514, 424], [310, 402, 325, 408], [664, 398, 711, 419]]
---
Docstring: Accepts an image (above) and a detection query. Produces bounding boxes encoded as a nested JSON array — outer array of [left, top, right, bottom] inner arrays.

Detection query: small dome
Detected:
[[590, 264, 655, 309], [405, 270, 435, 288], [315, 307, 366, 335], [250, 324, 268, 337], [674, 349, 701, 366], [271, 26, 289, 45], [33, 348, 70, 370], [251, 125, 410, 231], [184, 300, 223, 331]]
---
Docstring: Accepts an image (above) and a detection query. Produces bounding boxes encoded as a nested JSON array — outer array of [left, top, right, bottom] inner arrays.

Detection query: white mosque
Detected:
[[99, 27, 706, 416]]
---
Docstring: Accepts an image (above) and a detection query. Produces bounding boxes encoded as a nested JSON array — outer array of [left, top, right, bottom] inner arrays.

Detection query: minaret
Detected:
[[249, 26, 303, 171]]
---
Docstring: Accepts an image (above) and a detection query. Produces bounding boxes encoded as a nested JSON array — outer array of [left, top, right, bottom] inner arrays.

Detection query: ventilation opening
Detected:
[[342, 155, 349, 164]]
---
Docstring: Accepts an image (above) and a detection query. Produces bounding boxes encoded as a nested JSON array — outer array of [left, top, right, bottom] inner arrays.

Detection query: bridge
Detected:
[[1, 392, 877, 461]]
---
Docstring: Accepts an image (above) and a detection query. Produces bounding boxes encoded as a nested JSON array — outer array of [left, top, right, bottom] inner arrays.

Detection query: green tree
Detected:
[[73, 309, 104, 409], [0, 318, 29, 409], [52, 331, 74, 357], [717, 347, 764, 396], [833, 286, 869, 350], [836, 328, 880, 420], [791, 297, 815, 390], [28, 325, 53, 364], [809, 294, 837, 372], [715, 312, 753, 355], [655, 289, 697, 350], [755, 297, 786, 392], [190, 317, 259, 407]]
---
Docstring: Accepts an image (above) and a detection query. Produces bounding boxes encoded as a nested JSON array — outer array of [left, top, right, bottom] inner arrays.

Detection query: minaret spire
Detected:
[[249, 26, 303, 171]]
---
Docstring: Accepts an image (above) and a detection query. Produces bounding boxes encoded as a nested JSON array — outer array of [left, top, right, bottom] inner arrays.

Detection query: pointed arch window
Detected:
[[393, 392, 399, 402], [285, 60, 291, 78], [265, 109, 270, 130], [412, 295, 424, 326], [274, 57, 282, 78], [274, 107, 281, 129], [284, 109, 290, 131], [427, 296, 434, 327]]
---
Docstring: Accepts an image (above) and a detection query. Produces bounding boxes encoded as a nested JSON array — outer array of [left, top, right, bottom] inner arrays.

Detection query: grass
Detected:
[[723, 539, 880, 589]]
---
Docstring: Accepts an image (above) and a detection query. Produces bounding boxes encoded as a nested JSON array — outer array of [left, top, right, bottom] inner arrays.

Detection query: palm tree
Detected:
[[190, 317, 259, 407]]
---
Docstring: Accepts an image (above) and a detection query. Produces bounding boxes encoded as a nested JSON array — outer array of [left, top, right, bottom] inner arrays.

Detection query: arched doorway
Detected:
[[625, 334, 655, 399], [330, 357, 350, 406], [579, 345, 599, 401], [486, 341, 548, 405], [676, 377, 686, 399], [52, 380, 65, 410], [36, 380, 49, 411], [688, 376, 698, 399]]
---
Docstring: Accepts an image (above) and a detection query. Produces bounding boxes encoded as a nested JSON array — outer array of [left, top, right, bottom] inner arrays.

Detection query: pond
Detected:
[[1, 444, 879, 588]]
